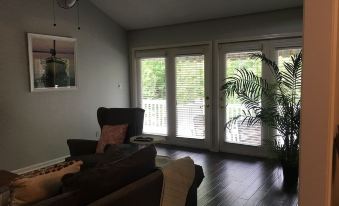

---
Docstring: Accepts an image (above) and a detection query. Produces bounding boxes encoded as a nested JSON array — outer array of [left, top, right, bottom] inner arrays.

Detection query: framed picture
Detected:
[[27, 33, 77, 92]]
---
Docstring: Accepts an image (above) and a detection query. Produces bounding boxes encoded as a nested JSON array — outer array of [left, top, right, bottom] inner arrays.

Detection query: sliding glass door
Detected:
[[136, 45, 212, 149]]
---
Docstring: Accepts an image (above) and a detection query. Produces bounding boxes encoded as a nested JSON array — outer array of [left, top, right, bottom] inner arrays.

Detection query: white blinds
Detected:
[[175, 55, 205, 139], [140, 57, 168, 136]]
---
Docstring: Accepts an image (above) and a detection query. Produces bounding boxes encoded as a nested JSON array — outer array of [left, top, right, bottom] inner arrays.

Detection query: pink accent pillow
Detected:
[[96, 124, 128, 153]]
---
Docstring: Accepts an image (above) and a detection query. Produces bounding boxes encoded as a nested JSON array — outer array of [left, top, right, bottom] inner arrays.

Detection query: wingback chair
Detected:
[[67, 107, 145, 157]]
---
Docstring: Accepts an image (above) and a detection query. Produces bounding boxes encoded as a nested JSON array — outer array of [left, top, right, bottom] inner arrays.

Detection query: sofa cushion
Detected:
[[10, 161, 82, 206], [96, 124, 128, 153], [66, 144, 142, 169], [62, 145, 157, 205]]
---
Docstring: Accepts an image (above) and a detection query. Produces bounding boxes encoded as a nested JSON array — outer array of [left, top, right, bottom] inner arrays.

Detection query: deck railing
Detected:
[[142, 100, 261, 145]]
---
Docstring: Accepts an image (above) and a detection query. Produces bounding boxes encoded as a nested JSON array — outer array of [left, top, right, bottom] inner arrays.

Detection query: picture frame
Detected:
[[27, 33, 78, 92]]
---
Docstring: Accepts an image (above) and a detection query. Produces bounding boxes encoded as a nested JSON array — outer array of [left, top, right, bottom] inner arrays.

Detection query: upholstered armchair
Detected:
[[67, 107, 145, 157]]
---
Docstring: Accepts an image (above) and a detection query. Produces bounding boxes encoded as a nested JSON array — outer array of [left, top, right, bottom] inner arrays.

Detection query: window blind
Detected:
[[175, 55, 205, 139]]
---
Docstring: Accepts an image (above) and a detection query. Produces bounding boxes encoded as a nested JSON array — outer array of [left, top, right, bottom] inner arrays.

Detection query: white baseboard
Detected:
[[12, 155, 69, 175]]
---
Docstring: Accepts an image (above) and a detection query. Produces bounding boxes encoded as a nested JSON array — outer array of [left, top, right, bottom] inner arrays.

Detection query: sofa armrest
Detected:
[[32, 191, 80, 206], [186, 165, 204, 206], [67, 139, 98, 157]]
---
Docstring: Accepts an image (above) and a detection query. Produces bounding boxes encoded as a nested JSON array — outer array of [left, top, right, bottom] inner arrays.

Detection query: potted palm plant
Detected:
[[221, 51, 302, 186]]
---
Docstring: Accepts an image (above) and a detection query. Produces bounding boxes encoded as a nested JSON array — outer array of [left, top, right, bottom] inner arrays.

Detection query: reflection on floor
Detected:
[[156, 145, 298, 206]]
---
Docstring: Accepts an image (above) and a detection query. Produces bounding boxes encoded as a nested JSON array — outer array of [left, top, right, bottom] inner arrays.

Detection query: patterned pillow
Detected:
[[10, 160, 82, 206], [96, 124, 128, 153]]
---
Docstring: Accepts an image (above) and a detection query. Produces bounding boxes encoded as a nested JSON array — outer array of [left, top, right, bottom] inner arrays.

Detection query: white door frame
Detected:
[[169, 45, 213, 150]]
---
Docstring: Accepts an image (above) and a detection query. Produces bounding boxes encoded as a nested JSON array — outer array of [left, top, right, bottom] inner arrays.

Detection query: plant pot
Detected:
[[281, 161, 299, 188]]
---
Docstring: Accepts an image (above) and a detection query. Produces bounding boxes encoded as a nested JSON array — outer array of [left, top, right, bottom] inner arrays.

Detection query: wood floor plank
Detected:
[[156, 145, 298, 206]]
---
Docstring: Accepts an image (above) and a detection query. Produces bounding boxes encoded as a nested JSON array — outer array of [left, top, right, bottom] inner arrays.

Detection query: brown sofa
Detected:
[[31, 145, 204, 206]]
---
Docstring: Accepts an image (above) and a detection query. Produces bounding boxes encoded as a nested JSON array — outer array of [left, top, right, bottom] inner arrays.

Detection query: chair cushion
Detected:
[[62, 145, 157, 205], [10, 161, 82, 206], [96, 124, 128, 153]]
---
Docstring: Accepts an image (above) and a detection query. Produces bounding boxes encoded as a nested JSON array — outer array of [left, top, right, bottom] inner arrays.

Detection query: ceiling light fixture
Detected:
[[52, 0, 81, 30]]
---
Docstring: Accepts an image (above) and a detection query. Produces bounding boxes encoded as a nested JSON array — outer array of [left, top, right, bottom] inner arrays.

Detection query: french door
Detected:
[[133, 38, 301, 154], [218, 39, 302, 156], [135, 45, 212, 149]]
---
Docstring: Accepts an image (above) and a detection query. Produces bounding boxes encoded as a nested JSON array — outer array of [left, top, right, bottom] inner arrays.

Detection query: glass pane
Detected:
[[140, 58, 167, 135], [225, 51, 262, 146], [278, 48, 302, 98], [176, 55, 205, 139]]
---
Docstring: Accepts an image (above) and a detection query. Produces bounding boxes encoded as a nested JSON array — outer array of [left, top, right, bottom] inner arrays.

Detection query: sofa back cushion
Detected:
[[62, 145, 157, 205], [96, 124, 128, 153], [10, 161, 82, 206]]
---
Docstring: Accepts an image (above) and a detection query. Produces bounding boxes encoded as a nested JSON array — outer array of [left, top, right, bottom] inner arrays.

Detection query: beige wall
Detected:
[[300, 0, 338, 205], [0, 0, 129, 170]]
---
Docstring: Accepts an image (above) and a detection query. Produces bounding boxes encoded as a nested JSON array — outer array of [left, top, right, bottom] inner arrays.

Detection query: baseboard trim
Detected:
[[12, 156, 69, 175]]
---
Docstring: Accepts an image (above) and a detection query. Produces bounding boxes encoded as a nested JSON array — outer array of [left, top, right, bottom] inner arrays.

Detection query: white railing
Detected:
[[142, 99, 167, 135], [225, 104, 261, 146], [142, 100, 261, 145]]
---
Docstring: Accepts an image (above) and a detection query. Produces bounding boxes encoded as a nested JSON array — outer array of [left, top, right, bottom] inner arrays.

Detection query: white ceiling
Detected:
[[90, 0, 302, 30]]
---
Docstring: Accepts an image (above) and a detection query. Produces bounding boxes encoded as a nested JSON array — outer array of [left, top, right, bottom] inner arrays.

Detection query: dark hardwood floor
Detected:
[[156, 145, 298, 206]]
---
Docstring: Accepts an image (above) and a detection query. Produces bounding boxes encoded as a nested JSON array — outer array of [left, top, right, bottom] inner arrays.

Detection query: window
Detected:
[[225, 51, 262, 146], [277, 48, 302, 98], [140, 57, 167, 135], [175, 55, 205, 139]]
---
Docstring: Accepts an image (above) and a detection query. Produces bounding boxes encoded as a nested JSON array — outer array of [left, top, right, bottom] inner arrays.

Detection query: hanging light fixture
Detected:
[[52, 0, 81, 30]]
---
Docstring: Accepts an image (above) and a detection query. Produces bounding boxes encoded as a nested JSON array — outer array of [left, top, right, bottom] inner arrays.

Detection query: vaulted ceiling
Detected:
[[90, 0, 303, 30]]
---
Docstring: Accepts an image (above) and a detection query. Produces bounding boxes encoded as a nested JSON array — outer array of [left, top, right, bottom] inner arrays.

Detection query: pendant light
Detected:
[[52, 0, 81, 30]]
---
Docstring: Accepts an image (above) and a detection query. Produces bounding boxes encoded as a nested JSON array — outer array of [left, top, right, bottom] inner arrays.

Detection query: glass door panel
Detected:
[[175, 55, 205, 139], [225, 51, 262, 146], [277, 48, 302, 98], [140, 57, 168, 136]]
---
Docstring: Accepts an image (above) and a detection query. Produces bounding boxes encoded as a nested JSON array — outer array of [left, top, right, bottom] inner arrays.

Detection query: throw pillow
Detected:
[[10, 160, 82, 206], [96, 124, 128, 153], [62, 145, 157, 205]]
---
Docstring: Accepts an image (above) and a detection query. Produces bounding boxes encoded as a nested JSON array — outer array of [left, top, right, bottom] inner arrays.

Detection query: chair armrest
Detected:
[[67, 139, 98, 157]]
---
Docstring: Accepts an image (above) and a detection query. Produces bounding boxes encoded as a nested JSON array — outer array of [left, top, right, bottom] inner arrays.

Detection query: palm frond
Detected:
[[250, 53, 282, 82]]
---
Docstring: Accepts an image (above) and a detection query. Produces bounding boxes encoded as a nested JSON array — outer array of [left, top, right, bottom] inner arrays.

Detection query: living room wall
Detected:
[[128, 7, 303, 47], [0, 0, 129, 170]]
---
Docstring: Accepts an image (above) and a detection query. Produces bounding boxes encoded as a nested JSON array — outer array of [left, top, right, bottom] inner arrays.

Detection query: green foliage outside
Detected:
[[141, 56, 205, 103], [175, 56, 204, 104], [141, 58, 166, 100], [226, 52, 262, 104]]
